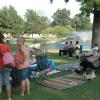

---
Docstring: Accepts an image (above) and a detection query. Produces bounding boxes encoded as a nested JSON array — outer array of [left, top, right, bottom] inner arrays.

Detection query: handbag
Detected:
[[3, 52, 15, 67]]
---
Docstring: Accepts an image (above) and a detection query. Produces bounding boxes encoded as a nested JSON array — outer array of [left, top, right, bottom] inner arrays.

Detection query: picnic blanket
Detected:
[[41, 74, 87, 90], [57, 63, 80, 72]]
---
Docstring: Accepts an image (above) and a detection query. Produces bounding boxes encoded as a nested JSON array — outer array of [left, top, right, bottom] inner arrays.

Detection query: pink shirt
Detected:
[[15, 45, 29, 69], [0, 44, 12, 68]]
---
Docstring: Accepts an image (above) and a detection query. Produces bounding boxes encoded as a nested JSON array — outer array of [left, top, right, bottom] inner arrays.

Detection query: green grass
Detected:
[[48, 52, 75, 65], [1, 71, 100, 100], [1, 39, 100, 100]]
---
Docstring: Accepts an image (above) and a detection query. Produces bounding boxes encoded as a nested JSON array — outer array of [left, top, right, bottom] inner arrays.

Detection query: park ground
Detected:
[[1, 38, 100, 100]]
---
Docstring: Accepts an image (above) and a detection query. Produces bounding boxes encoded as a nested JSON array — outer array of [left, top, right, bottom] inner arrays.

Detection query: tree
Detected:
[[42, 27, 54, 37], [8, 6, 23, 33], [35, 16, 49, 34], [50, 0, 100, 49], [42, 25, 74, 37], [0, 6, 23, 33], [24, 9, 38, 33], [52, 8, 71, 26], [24, 9, 49, 35], [72, 14, 92, 30], [53, 25, 74, 37]]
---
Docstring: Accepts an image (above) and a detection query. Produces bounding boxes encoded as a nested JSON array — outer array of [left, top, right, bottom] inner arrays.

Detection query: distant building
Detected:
[[23, 33, 40, 38], [30, 33, 40, 38]]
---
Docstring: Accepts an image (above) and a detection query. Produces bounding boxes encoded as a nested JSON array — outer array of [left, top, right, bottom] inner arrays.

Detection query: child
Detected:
[[15, 37, 30, 96]]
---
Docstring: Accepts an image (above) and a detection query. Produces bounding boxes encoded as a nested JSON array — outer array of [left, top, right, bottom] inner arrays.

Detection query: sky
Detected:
[[0, 0, 81, 18], [0, 0, 93, 21]]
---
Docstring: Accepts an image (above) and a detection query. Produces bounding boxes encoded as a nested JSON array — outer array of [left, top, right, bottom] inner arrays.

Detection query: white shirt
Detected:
[[88, 46, 99, 56]]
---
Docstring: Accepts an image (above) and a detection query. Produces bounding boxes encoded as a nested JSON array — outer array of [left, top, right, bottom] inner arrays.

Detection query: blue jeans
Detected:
[[0, 68, 11, 88]]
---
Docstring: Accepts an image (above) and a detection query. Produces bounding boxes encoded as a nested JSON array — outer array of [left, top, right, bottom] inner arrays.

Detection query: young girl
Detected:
[[15, 37, 30, 96]]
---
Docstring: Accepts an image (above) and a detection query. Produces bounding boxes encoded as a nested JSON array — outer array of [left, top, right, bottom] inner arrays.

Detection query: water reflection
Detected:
[[41, 31, 92, 50]]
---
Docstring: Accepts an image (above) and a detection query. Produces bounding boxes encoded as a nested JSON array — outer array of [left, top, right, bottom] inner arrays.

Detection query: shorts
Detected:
[[0, 68, 11, 88], [18, 67, 29, 82]]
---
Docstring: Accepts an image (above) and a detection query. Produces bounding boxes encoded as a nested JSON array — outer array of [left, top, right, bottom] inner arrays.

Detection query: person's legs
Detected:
[[68, 49, 70, 57], [59, 50, 63, 56], [3, 69, 11, 99], [63, 50, 66, 56], [70, 48, 73, 57], [0, 70, 2, 94], [11, 67, 18, 87], [6, 87, 11, 100], [19, 68, 30, 96], [64, 50, 68, 56], [69, 51, 72, 57], [25, 68, 30, 95], [25, 79, 30, 95], [18, 69, 25, 96], [20, 80, 25, 96]]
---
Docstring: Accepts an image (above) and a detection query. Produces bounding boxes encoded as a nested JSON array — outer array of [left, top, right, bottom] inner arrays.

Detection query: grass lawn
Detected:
[[1, 39, 100, 100]]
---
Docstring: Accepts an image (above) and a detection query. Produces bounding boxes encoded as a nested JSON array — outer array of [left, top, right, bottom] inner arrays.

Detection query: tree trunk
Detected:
[[92, 10, 100, 51]]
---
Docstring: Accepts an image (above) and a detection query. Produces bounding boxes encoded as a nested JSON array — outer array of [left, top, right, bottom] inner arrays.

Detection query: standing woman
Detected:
[[0, 34, 12, 100], [15, 37, 30, 96]]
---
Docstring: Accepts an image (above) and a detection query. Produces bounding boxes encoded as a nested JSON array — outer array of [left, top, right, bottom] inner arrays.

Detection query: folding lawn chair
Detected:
[[28, 54, 49, 82]]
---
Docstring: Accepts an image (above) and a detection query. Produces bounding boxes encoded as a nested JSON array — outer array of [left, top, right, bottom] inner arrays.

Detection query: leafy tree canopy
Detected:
[[72, 13, 92, 30], [24, 9, 49, 34], [42, 25, 74, 37], [50, 0, 100, 15], [0, 5, 23, 33], [51, 8, 71, 26]]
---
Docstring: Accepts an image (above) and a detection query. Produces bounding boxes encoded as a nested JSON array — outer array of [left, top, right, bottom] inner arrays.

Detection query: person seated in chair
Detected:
[[59, 41, 69, 56], [75, 54, 99, 80], [87, 43, 99, 56], [86, 43, 100, 68], [75, 44, 100, 79], [68, 41, 75, 57]]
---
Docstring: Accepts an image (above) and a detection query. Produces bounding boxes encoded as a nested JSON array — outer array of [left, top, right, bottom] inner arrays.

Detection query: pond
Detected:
[[41, 31, 92, 50], [41, 42, 91, 50]]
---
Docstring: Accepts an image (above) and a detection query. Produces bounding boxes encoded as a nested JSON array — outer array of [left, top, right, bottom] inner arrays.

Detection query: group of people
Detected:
[[0, 34, 30, 100], [59, 40, 100, 80], [0, 33, 100, 99], [59, 41, 82, 58]]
